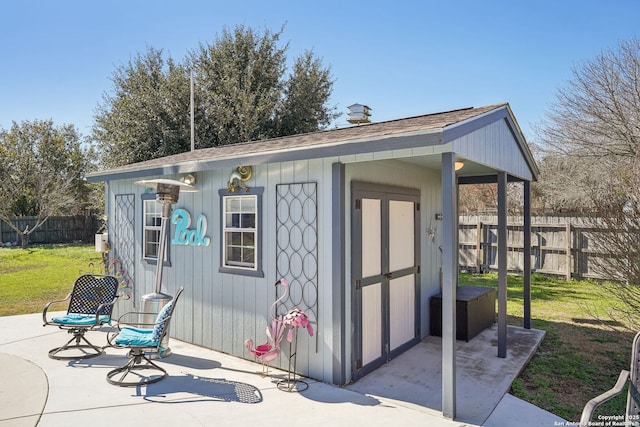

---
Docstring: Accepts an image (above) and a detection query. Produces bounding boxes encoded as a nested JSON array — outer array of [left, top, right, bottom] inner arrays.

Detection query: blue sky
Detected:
[[1, 1, 638, 143]]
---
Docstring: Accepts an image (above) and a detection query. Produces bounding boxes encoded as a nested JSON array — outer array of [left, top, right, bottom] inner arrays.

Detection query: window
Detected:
[[219, 188, 263, 277], [142, 194, 169, 264]]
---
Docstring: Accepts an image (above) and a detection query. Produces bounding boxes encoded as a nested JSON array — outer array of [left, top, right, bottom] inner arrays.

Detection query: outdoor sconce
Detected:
[[455, 161, 465, 171], [227, 166, 253, 193], [181, 174, 196, 186]]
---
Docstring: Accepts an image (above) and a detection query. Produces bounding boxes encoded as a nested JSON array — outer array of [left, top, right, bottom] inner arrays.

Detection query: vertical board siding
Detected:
[[105, 160, 337, 384], [105, 156, 443, 385], [452, 120, 534, 181]]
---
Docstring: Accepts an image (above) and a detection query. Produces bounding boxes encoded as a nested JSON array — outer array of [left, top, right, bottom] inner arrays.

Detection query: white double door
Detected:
[[352, 183, 420, 379]]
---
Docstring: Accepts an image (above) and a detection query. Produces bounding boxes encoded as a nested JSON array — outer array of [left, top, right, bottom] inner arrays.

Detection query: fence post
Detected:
[[565, 223, 572, 281], [476, 221, 482, 273]]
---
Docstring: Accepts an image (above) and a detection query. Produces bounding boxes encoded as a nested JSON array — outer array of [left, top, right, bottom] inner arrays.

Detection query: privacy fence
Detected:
[[0, 215, 100, 245], [459, 215, 613, 281]]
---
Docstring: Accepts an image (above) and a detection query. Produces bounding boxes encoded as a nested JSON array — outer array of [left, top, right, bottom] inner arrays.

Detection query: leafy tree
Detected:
[[95, 25, 338, 167], [0, 120, 92, 247], [272, 50, 338, 136], [93, 46, 190, 168]]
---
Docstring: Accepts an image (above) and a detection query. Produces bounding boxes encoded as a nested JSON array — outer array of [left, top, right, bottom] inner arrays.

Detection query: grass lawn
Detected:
[[0, 244, 103, 316], [460, 272, 633, 421]]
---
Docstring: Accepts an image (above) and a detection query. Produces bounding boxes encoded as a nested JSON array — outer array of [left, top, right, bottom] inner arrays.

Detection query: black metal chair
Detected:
[[43, 274, 119, 360], [106, 287, 184, 387]]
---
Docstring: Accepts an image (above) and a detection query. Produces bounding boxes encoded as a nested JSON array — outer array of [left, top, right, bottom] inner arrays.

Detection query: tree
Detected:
[[272, 50, 338, 136], [95, 25, 338, 167], [537, 37, 640, 328], [540, 38, 640, 160], [93, 46, 190, 169], [0, 120, 92, 248]]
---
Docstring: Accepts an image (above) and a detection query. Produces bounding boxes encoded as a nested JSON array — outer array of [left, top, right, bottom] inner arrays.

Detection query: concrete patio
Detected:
[[0, 312, 565, 427]]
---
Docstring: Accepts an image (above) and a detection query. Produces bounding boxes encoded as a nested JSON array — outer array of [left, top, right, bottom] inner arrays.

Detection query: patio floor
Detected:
[[0, 313, 564, 427]]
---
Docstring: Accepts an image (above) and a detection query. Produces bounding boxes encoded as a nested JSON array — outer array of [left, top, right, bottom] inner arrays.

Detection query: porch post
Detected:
[[331, 162, 346, 383], [441, 152, 457, 419], [523, 180, 531, 330], [497, 171, 508, 358]]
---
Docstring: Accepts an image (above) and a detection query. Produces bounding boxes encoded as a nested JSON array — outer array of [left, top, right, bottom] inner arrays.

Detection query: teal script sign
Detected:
[[171, 208, 211, 247]]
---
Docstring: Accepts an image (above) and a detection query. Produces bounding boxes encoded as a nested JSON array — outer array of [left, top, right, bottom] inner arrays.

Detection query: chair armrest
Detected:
[[42, 293, 72, 325], [90, 296, 120, 326], [115, 311, 160, 328], [580, 370, 629, 426]]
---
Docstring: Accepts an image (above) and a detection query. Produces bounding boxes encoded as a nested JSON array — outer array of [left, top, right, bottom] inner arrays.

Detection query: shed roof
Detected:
[[88, 103, 538, 182]]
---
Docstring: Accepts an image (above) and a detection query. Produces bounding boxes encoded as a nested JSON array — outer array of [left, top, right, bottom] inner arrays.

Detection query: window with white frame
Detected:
[[219, 188, 263, 277], [142, 195, 169, 263]]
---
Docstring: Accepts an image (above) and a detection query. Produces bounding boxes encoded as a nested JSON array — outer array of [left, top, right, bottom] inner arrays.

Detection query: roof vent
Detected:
[[347, 104, 372, 124]]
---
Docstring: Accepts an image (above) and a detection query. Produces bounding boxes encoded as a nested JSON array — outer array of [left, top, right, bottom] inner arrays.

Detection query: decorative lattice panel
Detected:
[[113, 194, 136, 306], [275, 183, 318, 348]]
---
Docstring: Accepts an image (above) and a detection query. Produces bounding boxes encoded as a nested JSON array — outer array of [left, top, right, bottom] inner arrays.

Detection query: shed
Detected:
[[88, 103, 538, 420]]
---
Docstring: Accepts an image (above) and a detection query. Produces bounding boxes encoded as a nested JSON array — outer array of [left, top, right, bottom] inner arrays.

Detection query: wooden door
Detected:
[[352, 183, 420, 379]]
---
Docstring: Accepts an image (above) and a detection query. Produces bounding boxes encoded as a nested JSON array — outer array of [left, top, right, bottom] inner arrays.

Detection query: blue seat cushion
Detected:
[[52, 314, 111, 326], [115, 327, 159, 347]]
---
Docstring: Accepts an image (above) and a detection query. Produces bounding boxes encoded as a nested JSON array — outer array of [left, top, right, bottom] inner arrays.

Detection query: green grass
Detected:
[[460, 272, 633, 421], [0, 244, 103, 316]]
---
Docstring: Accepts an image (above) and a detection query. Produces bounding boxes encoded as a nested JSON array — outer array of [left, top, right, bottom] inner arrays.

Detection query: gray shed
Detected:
[[88, 103, 538, 420]]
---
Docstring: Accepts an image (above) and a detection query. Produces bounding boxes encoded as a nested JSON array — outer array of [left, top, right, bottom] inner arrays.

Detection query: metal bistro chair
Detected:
[[106, 287, 184, 387], [580, 331, 640, 426], [42, 274, 119, 360]]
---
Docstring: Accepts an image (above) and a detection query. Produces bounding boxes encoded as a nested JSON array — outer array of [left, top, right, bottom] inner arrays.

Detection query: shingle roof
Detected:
[[88, 103, 510, 180]]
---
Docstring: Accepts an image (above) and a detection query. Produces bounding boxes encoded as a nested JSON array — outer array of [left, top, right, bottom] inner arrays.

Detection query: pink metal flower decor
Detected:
[[282, 308, 314, 342]]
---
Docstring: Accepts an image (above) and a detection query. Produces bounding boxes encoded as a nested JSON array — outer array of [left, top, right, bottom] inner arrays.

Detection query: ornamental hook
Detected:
[[227, 166, 253, 193]]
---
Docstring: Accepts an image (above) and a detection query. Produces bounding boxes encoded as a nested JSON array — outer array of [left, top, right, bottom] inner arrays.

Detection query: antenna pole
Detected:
[[190, 70, 195, 151]]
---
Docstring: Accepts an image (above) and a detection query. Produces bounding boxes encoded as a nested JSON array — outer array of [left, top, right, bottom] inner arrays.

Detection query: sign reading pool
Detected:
[[171, 208, 211, 247]]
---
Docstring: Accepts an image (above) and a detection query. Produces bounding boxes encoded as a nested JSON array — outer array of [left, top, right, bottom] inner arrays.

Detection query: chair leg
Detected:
[[48, 329, 105, 360], [106, 349, 168, 387]]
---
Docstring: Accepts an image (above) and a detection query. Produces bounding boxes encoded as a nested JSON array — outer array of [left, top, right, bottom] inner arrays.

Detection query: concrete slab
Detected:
[[0, 313, 564, 427], [484, 393, 566, 427], [0, 353, 47, 427], [346, 324, 551, 425]]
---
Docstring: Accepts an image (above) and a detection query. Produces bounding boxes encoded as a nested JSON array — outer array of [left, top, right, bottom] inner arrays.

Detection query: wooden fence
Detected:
[[459, 215, 611, 281], [0, 215, 100, 245]]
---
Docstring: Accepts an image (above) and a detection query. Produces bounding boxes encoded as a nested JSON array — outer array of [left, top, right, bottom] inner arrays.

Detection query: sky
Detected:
[[1, 0, 639, 143]]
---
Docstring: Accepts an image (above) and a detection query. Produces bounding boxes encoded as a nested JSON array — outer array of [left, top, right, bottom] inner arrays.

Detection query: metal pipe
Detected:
[[154, 201, 172, 294]]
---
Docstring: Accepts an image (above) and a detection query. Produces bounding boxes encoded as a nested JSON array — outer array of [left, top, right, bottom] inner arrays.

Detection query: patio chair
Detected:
[[42, 274, 119, 360], [580, 331, 640, 426], [106, 287, 183, 387]]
